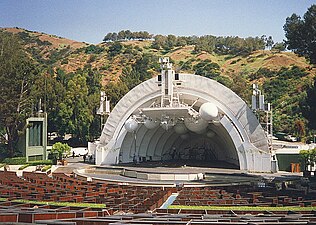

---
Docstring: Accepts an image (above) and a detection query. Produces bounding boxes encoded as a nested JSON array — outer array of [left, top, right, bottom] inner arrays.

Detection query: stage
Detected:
[[74, 160, 264, 187]]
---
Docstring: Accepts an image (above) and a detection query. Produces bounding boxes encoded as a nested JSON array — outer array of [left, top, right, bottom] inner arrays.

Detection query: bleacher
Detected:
[[172, 186, 316, 207], [0, 170, 171, 223], [1, 170, 316, 224]]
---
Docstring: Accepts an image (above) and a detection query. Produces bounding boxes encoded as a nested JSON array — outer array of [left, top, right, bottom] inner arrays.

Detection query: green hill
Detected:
[[1, 27, 316, 141]]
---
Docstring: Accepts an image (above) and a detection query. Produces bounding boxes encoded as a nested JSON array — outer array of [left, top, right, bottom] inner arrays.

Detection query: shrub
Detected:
[[18, 164, 29, 170], [18, 160, 52, 170], [2, 157, 26, 165], [41, 165, 52, 172], [27, 160, 52, 166], [50, 142, 71, 160]]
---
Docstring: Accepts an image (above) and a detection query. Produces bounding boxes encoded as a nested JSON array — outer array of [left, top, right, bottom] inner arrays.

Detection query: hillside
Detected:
[[1, 27, 313, 83], [1, 27, 316, 139]]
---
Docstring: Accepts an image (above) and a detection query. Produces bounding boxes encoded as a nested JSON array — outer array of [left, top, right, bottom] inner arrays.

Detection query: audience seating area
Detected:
[[1, 207, 316, 224], [0, 170, 171, 223], [172, 186, 316, 207], [0, 170, 316, 224]]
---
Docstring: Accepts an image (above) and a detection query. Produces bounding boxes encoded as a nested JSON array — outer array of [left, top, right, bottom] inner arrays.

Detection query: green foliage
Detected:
[[36, 67, 102, 142], [41, 164, 52, 172], [151, 33, 266, 54], [193, 59, 220, 79], [121, 53, 159, 90], [84, 45, 104, 54], [249, 68, 275, 80], [10, 199, 105, 208], [229, 74, 251, 103], [178, 59, 194, 71], [17, 31, 52, 46], [301, 77, 316, 130], [27, 160, 52, 166], [18, 164, 29, 170], [103, 30, 152, 42], [56, 73, 93, 142], [18, 160, 52, 170], [272, 42, 286, 52], [284, 4, 316, 63], [196, 35, 265, 55], [262, 66, 310, 133], [50, 142, 71, 160], [2, 157, 26, 165], [104, 81, 129, 107], [108, 41, 123, 57], [47, 46, 71, 64], [299, 148, 316, 171], [0, 32, 39, 156]]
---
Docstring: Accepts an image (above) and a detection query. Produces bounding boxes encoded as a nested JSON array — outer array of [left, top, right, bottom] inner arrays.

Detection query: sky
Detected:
[[0, 0, 315, 44]]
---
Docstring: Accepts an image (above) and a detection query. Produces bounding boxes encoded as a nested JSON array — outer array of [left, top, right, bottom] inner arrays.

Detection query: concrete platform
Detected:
[[74, 161, 262, 187]]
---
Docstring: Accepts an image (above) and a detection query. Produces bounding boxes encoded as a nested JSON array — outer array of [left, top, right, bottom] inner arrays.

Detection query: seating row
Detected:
[[0, 171, 171, 215], [172, 186, 316, 207]]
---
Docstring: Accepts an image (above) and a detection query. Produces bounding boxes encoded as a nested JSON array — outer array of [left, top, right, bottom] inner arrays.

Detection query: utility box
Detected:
[[24, 113, 48, 162]]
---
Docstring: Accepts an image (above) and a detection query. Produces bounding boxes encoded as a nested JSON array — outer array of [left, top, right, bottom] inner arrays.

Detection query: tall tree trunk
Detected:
[[6, 126, 17, 157]]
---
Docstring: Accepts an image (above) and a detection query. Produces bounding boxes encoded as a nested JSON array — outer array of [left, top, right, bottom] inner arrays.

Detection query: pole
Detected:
[[133, 131, 137, 164]]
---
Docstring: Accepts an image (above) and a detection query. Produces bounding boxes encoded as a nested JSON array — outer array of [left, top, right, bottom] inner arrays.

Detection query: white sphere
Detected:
[[124, 117, 138, 132], [174, 123, 188, 134], [144, 118, 159, 129], [199, 102, 218, 121], [184, 117, 208, 133], [206, 130, 215, 138]]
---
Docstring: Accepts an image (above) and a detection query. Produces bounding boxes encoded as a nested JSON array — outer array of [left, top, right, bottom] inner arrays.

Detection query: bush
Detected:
[[2, 157, 26, 165], [41, 165, 52, 172], [18, 164, 29, 170], [18, 160, 52, 170], [27, 160, 52, 166], [50, 142, 71, 160]]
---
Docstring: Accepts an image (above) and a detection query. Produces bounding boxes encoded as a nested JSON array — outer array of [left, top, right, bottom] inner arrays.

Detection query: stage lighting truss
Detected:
[[124, 57, 223, 132]]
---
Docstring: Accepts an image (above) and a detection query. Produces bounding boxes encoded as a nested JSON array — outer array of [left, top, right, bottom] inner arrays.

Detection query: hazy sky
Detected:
[[1, 0, 315, 44]]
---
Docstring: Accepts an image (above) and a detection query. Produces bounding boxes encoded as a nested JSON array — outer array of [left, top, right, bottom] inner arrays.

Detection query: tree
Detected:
[[299, 148, 316, 171], [284, 4, 316, 63], [0, 32, 38, 157], [152, 35, 167, 50], [108, 41, 123, 58], [104, 81, 129, 107], [166, 35, 177, 49], [60, 73, 93, 143], [301, 77, 316, 130], [272, 42, 286, 52], [265, 36, 274, 50], [50, 142, 71, 161], [121, 53, 159, 90]]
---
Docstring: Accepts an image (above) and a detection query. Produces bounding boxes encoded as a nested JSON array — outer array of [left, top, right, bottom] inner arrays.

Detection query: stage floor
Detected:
[[75, 160, 262, 187], [115, 160, 240, 174]]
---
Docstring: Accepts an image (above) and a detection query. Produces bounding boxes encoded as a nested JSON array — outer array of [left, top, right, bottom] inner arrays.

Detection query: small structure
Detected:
[[19, 113, 48, 162]]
